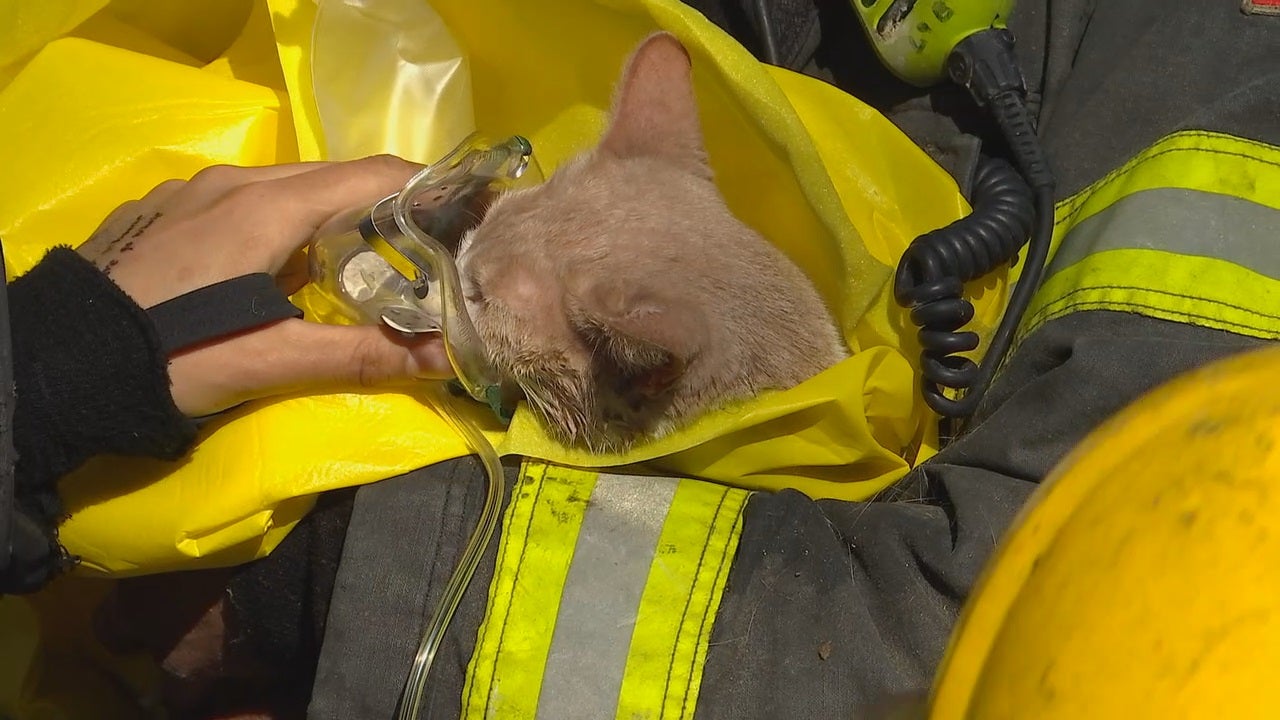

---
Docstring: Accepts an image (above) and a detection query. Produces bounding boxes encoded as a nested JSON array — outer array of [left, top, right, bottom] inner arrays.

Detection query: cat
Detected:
[[455, 32, 849, 452]]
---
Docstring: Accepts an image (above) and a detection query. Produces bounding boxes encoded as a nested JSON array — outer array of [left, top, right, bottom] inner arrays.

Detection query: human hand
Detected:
[[76, 156, 455, 417], [93, 568, 290, 718]]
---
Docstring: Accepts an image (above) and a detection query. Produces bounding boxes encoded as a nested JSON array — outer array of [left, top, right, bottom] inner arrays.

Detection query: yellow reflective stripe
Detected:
[[1025, 248, 1280, 340], [461, 462, 750, 719], [1054, 131, 1280, 234], [537, 474, 681, 719], [461, 462, 598, 719], [615, 479, 750, 720], [1015, 130, 1280, 341], [1045, 188, 1280, 281]]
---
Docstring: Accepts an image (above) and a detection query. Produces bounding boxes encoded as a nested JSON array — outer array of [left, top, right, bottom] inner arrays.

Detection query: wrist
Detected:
[[8, 246, 197, 524]]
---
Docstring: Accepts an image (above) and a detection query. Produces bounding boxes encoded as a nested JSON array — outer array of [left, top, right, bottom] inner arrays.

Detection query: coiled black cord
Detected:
[[893, 156, 1034, 413], [892, 28, 1056, 430]]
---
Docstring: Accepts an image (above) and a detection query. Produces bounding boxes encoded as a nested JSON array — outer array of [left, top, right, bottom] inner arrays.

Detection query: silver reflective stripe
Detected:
[[1049, 187, 1280, 279], [535, 473, 680, 720]]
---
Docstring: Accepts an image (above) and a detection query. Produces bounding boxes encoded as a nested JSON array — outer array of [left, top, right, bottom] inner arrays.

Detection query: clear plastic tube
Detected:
[[391, 161, 507, 720], [308, 5, 519, 710], [395, 382, 505, 720]]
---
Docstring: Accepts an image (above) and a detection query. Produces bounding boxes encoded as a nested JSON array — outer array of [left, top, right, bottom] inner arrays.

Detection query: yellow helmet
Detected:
[[928, 342, 1280, 719]]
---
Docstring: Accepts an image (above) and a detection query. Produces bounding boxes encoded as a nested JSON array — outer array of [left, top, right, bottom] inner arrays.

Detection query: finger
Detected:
[[183, 161, 332, 196], [84, 162, 324, 253], [166, 318, 455, 416], [206, 156, 425, 268], [264, 319, 456, 386], [132, 178, 187, 208], [253, 155, 423, 232], [165, 161, 335, 216]]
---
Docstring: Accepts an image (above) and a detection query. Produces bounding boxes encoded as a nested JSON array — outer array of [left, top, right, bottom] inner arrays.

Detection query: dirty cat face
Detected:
[[455, 33, 848, 452]]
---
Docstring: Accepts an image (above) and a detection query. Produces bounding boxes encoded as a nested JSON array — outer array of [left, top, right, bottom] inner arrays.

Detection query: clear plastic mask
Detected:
[[307, 133, 540, 410]]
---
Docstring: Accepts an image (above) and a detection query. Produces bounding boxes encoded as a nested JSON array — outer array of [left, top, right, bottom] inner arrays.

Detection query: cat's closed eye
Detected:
[[462, 273, 485, 304]]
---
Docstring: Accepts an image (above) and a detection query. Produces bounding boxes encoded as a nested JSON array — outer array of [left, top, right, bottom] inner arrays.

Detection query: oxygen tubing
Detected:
[[395, 382, 504, 720], [390, 164, 507, 720]]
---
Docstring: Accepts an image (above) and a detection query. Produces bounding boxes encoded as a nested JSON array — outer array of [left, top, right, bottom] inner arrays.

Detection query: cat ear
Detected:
[[567, 283, 700, 403], [599, 32, 709, 172]]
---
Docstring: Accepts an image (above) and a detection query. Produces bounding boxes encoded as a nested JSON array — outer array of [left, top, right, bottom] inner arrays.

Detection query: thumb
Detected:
[[270, 320, 457, 387], [168, 319, 456, 416]]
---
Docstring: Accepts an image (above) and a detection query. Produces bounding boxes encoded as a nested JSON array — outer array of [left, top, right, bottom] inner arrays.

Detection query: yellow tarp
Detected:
[[0, 0, 1004, 577]]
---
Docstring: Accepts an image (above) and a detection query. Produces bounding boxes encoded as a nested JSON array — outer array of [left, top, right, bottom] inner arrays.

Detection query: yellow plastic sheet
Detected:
[[0, 0, 1007, 577]]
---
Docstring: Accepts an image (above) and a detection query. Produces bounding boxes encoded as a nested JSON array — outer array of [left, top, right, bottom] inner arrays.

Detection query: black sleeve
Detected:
[[7, 246, 198, 526]]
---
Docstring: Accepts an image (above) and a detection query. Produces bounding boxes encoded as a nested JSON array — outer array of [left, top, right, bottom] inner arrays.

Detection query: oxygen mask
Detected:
[[307, 133, 539, 413]]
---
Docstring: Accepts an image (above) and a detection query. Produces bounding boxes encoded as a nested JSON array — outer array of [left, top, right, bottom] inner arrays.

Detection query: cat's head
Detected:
[[455, 32, 845, 451]]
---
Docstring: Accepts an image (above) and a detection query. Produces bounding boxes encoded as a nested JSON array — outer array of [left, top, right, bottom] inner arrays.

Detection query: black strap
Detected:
[[146, 273, 303, 355]]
